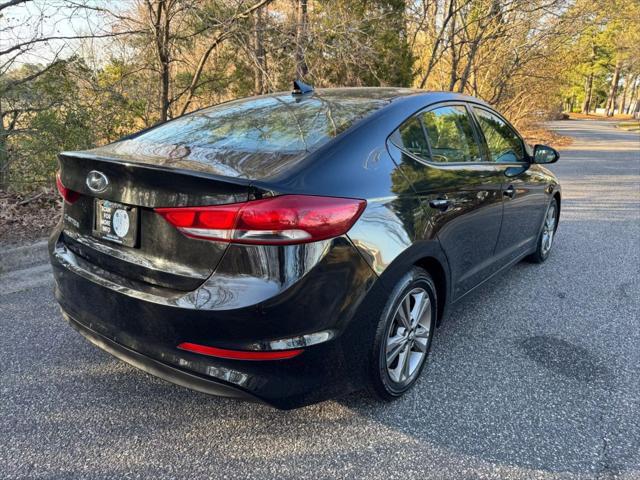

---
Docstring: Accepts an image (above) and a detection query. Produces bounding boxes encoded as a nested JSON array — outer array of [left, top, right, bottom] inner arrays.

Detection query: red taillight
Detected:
[[177, 342, 303, 361], [55, 172, 80, 204], [155, 195, 366, 245]]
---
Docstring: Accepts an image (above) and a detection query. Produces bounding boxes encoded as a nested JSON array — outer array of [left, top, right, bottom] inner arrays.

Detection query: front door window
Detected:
[[473, 108, 525, 163]]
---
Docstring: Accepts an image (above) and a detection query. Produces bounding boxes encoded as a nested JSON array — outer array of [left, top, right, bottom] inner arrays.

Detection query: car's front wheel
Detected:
[[369, 267, 436, 400], [527, 197, 559, 263]]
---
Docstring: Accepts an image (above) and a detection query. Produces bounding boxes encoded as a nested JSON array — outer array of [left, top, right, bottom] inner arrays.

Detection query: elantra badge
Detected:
[[86, 170, 109, 193]]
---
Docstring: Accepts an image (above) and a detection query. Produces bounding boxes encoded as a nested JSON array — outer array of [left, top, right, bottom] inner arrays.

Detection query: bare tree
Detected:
[[253, 4, 267, 94], [0, 0, 139, 188]]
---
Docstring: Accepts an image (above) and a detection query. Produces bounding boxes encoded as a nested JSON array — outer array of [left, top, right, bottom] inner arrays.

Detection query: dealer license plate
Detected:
[[93, 199, 139, 247]]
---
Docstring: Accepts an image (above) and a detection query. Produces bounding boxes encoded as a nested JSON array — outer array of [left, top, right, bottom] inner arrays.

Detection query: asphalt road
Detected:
[[1, 120, 639, 479]]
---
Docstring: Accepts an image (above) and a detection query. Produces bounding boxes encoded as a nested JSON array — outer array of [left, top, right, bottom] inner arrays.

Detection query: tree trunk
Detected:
[[294, 0, 308, 79], [618, 72, 632, 115], [618, 74, 631, 113], [160, 0, 171, 122], [628, 76, 640, 115], [0, 97, 12, 190], [0, 127, 8, 190], [582, 72, 593, 113], [254, 6, 267, 94], [447, 11, 458, 91], [147, 0, 172, 123], [159, 57, 170, 122], [605, 59, 622, 117], [457, 38, 480, 93]]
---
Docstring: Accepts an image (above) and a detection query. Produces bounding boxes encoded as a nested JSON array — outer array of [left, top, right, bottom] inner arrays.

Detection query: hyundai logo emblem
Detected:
[[86, 170, 109, 193]]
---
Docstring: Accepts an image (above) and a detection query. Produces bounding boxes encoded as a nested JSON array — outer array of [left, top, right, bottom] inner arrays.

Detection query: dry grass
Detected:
[[568, 112, 635, 121]]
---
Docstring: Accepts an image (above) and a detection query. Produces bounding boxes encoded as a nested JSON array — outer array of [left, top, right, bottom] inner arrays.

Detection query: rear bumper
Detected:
[[49, 228, 381, 409], [63, 309, 258, 403]]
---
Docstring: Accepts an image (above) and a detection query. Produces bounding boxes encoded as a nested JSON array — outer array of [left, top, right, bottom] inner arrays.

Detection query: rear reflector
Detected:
[[155, 195, 366, 245], [177, 342, 304, 361], [56, 172, 80, 204]]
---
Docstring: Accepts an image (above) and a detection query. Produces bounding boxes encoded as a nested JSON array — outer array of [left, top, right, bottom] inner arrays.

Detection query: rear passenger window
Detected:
[[420, 106, 480, 163], [393, 116, 430, 158], [473, 107, 525, 163]]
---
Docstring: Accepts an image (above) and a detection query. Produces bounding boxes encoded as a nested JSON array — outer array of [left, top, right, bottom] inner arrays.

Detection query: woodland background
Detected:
[[0, 0, 639, 237]]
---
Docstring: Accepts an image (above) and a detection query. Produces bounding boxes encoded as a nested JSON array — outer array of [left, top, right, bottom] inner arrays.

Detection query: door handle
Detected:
[[503, 185, 516, 198], [429, 198, 452, 211]]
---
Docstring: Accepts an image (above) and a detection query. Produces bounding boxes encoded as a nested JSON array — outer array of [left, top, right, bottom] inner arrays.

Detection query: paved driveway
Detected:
[[1, 120, 639, 479]]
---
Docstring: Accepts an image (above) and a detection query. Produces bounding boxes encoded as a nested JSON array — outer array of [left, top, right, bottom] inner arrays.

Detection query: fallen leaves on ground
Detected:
[[0, 188, 61, 247], [522, 125, 573, 148]]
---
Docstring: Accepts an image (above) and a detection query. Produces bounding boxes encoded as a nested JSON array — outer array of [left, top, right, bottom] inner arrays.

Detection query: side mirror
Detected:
[[533, 144, 559, 164]]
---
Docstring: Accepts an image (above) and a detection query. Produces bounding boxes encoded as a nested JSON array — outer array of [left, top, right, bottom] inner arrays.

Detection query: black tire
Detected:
[[368, 267, 437, 401], [527, 197, 559, 264]]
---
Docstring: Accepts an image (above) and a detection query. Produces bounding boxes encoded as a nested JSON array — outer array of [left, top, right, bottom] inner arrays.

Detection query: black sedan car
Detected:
[[50, 85, 561, 409]]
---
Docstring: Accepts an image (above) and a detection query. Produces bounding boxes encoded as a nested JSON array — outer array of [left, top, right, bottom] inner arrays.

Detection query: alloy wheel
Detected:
[[541, 203, 557, 256], [385, 287, 432, 386]]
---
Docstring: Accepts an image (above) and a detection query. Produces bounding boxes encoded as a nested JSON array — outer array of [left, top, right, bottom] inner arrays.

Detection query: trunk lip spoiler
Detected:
[[58, 150, 255, 187]]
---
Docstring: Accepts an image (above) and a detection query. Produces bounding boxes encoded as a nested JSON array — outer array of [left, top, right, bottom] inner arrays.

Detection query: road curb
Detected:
[[0, 263, 53, 294], [0, 240, 49, 274]]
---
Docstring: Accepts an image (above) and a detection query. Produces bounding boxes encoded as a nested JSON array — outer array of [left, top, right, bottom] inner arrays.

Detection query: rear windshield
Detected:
[[125, 92, 389, 154]]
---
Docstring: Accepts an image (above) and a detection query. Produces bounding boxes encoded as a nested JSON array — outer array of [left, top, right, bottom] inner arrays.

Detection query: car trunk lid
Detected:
[[57, 151, 256, 291]]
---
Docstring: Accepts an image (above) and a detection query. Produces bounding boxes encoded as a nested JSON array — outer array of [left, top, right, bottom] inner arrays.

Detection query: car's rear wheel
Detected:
[[527, 198, 558, 263], [369, 267, 436, 400]]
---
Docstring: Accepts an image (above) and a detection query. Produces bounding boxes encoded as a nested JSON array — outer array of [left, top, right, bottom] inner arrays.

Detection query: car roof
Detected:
[[268, 86, 422, 101], [260, 87, 488, 107]]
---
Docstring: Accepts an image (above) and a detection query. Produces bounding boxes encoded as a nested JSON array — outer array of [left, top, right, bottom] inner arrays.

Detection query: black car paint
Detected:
[[381, 101, 554, 299], [49, 88, 560, 409]]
